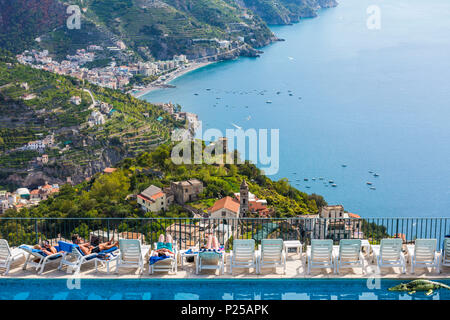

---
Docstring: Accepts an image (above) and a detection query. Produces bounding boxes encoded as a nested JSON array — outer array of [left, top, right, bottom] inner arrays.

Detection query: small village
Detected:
[[0, 182, 59, 214], [16, 46, 189, 91]]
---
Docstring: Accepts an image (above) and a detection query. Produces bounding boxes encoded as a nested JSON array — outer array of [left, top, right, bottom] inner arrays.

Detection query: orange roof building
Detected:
[[208, 196, 241, 219]]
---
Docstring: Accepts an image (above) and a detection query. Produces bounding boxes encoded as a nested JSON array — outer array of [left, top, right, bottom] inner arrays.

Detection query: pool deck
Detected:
[[3, 249, 449, 280]]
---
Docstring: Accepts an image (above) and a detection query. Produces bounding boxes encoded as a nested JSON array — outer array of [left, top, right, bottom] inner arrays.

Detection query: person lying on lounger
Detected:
[[151, 234, 175, 258], [71, 234, 119, 256], [33, 241, 58, 256]]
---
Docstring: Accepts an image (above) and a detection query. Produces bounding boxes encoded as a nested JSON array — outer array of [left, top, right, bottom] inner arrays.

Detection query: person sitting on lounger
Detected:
[[71, 234, 119, 256], [200, 234, 220, 251]]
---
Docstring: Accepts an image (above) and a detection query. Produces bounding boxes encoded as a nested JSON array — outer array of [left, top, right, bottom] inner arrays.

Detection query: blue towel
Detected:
[[149, 255, 169, 265], [58, 241, 79, 254], [96, 247, 118, 260]]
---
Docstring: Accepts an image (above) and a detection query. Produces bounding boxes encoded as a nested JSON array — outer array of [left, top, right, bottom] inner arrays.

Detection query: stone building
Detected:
[[170, 179, 203, 204]]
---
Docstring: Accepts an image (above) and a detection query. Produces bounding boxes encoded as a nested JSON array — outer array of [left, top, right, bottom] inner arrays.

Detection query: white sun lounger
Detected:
[[0, 239, 26, 275], [410, 239, 440, 274], [230, 239, 257, 274], [257, 239, 286, 274], [116, 239, 146, 274], [372, 238, 406, 274], [440, 238, 450, 273], [334, 239, 365, 274], [149, 241, 177, 274], [196, 250, 225, 275], [58, 241, 118, 274], [307, 239, 335, 274], [20, 244, 63, 275]]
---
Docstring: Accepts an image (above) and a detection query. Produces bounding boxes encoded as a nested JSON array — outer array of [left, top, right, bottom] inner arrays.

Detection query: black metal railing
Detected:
[[0, 217, 448, 250]]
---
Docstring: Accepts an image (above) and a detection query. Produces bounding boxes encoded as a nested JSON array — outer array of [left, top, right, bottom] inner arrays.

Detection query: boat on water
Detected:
[[374, 173, 380, 177], [319, 177, 324, 180], [266, 100, 272, 104], [342, 164, 347, 167], [312, 178, 316, 181], [332, 184, 337, 187], [366, 182, 373, 185], [304, 178, 309, 181], [370, 187, 376, 190], [329, 180, 334, 183]]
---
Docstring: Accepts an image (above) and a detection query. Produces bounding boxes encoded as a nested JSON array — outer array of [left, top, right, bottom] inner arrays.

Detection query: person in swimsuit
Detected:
[[71, 234, 118, 255], [33, 241, 58, 256]]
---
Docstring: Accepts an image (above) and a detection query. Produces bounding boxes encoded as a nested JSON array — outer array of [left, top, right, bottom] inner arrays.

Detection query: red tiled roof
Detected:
[[103, 168, 117, 173], [249, 201, 268, 212], [137, 194, 150, 202], [208, 196, 240, 214], [150, 192, 164, 200], [347, 213, 361, 218]]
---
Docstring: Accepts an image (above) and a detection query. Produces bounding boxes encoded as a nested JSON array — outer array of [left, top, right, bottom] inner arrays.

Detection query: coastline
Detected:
[[132, 61, 215, 99]]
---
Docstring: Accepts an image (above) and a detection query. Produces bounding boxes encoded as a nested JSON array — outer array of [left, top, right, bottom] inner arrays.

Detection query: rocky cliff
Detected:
[[238, 0, 338, 25]]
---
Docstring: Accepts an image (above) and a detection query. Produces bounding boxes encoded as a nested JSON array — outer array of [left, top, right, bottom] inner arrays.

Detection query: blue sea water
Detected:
[[0, 279, 449, 300], [142, 0, 450, 218]]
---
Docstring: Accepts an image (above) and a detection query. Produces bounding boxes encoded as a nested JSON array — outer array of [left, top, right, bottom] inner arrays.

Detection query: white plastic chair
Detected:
[[411, 239, 439, 274], [257, 239, 286, 274], [372, 238, 406, 274], [440, 238, 450, 273], [335, 239, 365, 274], [196, 250, 225, 275], [0, 239, 25, 275], [116, 239, 145, 274], [58, 241, 117, 274], [230, 239, 257, 274], [307, 239, 335, 274], [20, 244, 63, 275]]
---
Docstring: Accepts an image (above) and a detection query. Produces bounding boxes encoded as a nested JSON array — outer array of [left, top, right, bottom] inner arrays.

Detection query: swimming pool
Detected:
[[0, 279, 448, 300]]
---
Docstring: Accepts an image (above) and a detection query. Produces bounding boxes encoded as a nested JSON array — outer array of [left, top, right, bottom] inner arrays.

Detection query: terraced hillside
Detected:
[[0, 53, 181, 189]]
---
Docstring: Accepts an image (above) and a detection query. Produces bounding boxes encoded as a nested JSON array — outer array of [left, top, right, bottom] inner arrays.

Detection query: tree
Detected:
[[90, 170, 130, 202]]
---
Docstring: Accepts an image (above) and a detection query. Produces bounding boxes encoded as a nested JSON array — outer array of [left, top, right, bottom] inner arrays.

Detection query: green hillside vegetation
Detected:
[[2, 142, 325, 219]]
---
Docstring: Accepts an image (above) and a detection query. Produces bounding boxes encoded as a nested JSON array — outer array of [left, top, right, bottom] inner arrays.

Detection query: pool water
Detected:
[[0, 279, 449, 300]]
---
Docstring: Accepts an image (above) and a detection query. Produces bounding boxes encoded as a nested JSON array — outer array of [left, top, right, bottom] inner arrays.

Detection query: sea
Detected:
[[142, 0, 450, 218]]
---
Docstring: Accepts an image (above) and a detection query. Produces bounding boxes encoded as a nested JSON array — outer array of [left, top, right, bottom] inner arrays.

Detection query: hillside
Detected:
[[238, 0, 338, 24], [0, 0, 338, 61], [0, 0, 276, 61], [1, 143, 326, 220], [0, 52, 181, 190]]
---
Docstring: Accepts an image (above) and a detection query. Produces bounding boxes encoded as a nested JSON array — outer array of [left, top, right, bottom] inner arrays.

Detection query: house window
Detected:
[[222, 211, 226, 217], [243, 199, 246, 205]]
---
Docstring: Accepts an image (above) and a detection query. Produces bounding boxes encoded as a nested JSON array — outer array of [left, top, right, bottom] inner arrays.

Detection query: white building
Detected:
[[88, 111, 106, 126]]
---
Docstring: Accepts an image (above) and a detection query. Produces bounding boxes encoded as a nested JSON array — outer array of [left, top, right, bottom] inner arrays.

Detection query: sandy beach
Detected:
[[132, 61, 215, 98]]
